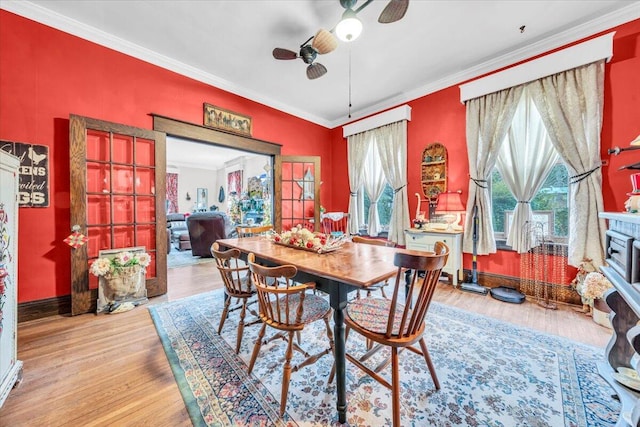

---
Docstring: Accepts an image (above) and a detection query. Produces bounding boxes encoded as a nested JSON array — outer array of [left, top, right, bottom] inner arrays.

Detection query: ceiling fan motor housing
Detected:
[[299, 45, 318, 64]]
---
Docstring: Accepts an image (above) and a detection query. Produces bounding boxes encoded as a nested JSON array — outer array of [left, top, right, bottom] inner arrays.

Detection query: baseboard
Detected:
[[18, 295, 71, 323], [463, 269, 582, 306]]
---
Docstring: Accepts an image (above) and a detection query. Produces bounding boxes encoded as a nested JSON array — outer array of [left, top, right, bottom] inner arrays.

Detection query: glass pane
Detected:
[[113, 196, 134, 224], [87, 263, 99, 290], [136, 224, 156, 251], [86, 130, 110, 162], [87, 195, 111, 225], [136, 167, 154, 195], [292, 163, 303, 179], [136, 196, 155, 222], [86, 162, 110, 193], [292, 180, 303, 200], [136, 137, 155, 166], [282, 181, 293, 200], [113, 165, 134, 193], [282, 200, 293, 219], [112, 134, 134, 164], [282, 162, 292, 180], [87, 226, 111, 257], [113, 225, 135, 248], [292, 200, 304, 221], [146, 252, 156, 279]]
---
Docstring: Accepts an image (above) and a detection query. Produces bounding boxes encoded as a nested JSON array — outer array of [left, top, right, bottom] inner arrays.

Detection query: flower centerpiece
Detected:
[[90, 251, 151, 297], [270, 225, 346, 254]]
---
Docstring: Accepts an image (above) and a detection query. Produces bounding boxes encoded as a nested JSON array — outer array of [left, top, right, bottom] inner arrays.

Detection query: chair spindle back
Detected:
[[211, 242, 252, 298]]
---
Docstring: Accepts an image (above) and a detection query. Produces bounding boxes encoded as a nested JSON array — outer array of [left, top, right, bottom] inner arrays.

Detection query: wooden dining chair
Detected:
[[211, 242, 260, 354], [247, 252, 334, 416], [352, 235, 396, 299], [321, 213, 349, 236], [236, 224, 273, 238], [341, 242, 449, 427]]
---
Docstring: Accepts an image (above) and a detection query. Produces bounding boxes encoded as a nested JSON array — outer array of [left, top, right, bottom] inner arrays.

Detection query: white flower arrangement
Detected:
[[580, 271, 613, 301], [270, 225, 346, 253], [90, 251, 151, 277]]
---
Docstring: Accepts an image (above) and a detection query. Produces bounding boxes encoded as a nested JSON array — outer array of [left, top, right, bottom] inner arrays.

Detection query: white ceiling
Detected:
[[2, 0, 640, 128], [166, 136, 268, 171]]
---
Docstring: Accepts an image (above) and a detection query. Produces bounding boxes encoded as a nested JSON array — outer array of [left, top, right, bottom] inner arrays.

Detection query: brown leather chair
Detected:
[[186, 212, 228, 257]]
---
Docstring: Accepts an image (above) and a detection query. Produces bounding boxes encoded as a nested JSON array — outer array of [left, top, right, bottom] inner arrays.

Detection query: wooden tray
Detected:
[[273, 240, 343, 254]]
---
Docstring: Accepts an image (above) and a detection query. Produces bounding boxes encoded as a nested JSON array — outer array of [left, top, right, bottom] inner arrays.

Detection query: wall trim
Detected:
[[2, 1, 638, 129], [342, 105, 411, 138], [459, 32, 615, 102]]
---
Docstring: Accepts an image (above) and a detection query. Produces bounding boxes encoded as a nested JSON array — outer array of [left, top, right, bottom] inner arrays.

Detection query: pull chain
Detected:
[[348, 48, 352, 118]]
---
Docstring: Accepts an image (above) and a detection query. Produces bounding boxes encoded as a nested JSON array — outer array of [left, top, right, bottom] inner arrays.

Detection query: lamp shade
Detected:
[[335, 10, 363, 42], [435, 191, 464, 213], [312, 29, 338, 54]]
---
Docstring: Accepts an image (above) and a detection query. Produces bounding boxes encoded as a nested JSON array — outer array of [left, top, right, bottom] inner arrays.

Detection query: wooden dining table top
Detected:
[[217, 236, 414, 288]]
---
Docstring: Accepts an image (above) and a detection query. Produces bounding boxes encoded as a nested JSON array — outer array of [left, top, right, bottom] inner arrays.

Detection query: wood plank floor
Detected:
[[0, 261, 612, 426]]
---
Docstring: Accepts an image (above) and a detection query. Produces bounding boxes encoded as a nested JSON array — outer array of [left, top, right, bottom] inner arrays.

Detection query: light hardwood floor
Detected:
[[0, 262, 611, 426]]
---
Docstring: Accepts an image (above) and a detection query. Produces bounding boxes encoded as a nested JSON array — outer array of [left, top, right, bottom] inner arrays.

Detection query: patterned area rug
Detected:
[[167, 249, 215, 268], [148, 289, 619, 426]]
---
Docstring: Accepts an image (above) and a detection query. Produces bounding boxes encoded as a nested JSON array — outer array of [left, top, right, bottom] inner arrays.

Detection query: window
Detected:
[[490, 88, 569, 246], [492, 164, 569, 243], [360, 184, 394, 233]]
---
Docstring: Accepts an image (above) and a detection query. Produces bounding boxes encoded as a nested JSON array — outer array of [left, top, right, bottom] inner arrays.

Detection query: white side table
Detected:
[[404, 228, 463, 287]]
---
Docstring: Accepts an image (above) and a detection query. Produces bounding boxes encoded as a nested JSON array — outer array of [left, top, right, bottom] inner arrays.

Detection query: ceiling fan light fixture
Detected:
[[312, 28, 338, 54], [335, 10, 362, 42]]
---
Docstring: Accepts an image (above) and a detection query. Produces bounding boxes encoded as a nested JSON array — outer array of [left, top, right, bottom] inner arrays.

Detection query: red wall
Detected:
[[2, 10, 639, 304], [0, 11, 333, 302], [330, 18, 640, 279]]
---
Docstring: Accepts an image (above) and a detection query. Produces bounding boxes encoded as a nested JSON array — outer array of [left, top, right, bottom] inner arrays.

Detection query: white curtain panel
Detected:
[[529, 60, 607, 267], [363, 141, 386, 236], [496, 89, 559, 253], [464, 86, 524, 254], [375, 121, 409, 245], [347, 132, 370, 235]]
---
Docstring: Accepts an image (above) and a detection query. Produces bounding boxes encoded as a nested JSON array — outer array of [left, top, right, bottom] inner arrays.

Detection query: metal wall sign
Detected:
[[0, 140, 50, 207]]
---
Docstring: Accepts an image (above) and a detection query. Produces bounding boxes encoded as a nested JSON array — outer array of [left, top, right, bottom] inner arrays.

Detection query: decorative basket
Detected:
[[104, 265, 142, 298]]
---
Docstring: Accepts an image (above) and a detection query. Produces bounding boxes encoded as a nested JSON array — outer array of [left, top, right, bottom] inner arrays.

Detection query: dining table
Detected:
[[215, 236, 403, 423]]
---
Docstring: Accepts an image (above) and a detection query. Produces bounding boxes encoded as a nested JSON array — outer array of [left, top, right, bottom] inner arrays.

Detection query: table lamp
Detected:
[[435, 190, 464, 231]]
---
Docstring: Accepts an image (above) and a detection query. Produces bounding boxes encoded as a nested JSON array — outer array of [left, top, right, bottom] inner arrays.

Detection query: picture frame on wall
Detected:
[[203, 103, 252, 136]]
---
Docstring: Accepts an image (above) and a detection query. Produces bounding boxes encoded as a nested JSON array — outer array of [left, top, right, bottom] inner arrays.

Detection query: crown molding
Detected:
[[0, 0, 333, 128], [3, 0, 639, 130], [330, 3, 640, 128]]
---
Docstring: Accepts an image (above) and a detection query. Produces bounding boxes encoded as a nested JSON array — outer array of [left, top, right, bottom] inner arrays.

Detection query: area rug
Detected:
[[167, 249, 215, 268], [148, 289, 619, 426]]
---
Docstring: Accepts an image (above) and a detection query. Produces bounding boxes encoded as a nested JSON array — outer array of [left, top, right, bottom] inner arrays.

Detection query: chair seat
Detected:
[[346, 298, 412, 335], [223, 273, 255, 295], [269, 293, 330, 325]]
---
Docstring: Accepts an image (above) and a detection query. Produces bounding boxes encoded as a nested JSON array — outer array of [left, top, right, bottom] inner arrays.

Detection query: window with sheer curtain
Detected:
[[347, 120, 410, 244], [490, 88, 569, 250]]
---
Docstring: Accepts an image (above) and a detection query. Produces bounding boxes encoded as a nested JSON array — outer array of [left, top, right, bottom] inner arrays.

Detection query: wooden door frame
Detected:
[[70, 115, 167, 315], [152, 114, 282, 229]]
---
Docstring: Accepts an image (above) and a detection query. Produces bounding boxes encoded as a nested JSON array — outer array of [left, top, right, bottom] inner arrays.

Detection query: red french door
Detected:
[[69, 115, 167, 315], [274, 156, 321, 232]]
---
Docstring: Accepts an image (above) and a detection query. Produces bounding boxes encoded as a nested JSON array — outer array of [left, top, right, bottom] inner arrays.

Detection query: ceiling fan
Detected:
[[272, 0, 409, 79]]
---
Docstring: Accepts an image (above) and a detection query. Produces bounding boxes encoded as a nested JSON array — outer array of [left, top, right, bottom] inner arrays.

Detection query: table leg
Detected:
[[329, 285, 349, 424]]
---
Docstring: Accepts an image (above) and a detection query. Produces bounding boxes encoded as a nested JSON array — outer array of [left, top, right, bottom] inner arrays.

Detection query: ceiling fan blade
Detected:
[[272, 48, 298, 60], [311, 29, 337, 55], [306, 63, 327, 80], [378, 0, 409, 23]]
